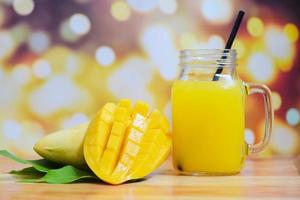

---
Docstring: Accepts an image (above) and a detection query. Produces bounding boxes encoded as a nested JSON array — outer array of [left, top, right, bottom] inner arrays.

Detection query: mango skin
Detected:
[[34, 123, 89, 169]]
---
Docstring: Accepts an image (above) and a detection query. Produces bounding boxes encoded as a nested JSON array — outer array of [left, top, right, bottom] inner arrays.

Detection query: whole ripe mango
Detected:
[[34, 123, 88, 169], [84, 99, 172, 184]]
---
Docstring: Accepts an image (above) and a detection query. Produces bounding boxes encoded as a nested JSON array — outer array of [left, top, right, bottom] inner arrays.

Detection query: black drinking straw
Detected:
[[212, 10, 245, 81]]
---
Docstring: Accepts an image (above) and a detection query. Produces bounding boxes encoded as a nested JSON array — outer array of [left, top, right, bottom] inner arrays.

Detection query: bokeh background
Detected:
[[0, 0, 299, 157]]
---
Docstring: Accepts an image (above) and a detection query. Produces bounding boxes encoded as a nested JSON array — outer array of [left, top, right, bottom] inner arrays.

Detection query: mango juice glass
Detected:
[[172, 49, 273, 175]]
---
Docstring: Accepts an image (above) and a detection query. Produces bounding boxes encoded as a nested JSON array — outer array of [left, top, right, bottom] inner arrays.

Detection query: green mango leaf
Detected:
[[10, 167, 43, 176], [41, 165, 97, 184], [0, 150, 98, 184], [0, 149, 60, 173]]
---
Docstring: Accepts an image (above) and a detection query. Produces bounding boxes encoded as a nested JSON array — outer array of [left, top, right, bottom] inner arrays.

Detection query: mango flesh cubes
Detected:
[[84, 99, 171, 184]]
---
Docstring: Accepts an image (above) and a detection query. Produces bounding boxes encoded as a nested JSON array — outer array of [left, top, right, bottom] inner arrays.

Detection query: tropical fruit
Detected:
[[34, 123, 89, 169], [84, 99, 171, 184]]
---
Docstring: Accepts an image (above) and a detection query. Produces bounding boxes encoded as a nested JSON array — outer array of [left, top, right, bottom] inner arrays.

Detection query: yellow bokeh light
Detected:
[[283, 23, 299, 43], [271, 91, 282, 111], [179, 32, 198, 49], [233, 39, 245, 58], [247, 17, 264, 37], [111, 1, 131, 22], [59, 20, 80, 42], [268, 120, 300, 155], [13, 0, 34, 16]]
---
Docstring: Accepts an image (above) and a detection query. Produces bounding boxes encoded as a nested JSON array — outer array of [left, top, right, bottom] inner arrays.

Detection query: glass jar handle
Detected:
[[245, 83, 274, 154]]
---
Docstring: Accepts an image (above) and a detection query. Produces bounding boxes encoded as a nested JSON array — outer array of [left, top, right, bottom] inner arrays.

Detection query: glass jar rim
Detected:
[[179, 49, 237, 67], [180, 49, 237, 57]]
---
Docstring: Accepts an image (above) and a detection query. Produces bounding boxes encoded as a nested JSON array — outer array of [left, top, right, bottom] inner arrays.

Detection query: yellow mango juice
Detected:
[[172, 79, 247, 174]]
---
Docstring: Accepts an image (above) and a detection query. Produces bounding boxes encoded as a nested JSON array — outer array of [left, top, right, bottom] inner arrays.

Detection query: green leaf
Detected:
[[0, 149, 60, 173], [10, 167, 43, 176], [0, 149, 98, 184], [41, 165, 97, 184]]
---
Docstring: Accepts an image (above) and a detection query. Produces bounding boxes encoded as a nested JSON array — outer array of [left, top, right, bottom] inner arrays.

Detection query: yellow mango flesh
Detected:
[[84, 99, 171, 184]]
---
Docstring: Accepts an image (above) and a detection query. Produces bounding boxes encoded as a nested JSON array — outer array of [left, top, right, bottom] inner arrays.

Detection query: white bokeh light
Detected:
[[127, 0, 158, 13], [158, 0, 177, 15], [13, 0, 34, 16], [141, 25, 178, 81], [11, 64, 31, 85], [69, 13, 91, 36], [270, 122, 300, 155], [0, 31, 16, 59], [244, 128, 255, 145], [95, 46, 116, 67], [28, 31, 50, 54], [62, 113, 89, 129], [207, 35, 225, 48], [265, 28, 292, 60], [200, 0, 233, 25], [59, 19, 80, 42], [29, 76, 90, 116], [32, 59, 52, 79], [286, 108, 300, 126], [247, 53, 275, 83], [2, 120, 22, 140], [108, 57, 154, 105]]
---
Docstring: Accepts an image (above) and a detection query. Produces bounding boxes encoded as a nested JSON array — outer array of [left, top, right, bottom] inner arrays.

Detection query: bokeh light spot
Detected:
[[29, 76, 89, 116], [69, 13, 91, 36], [283, 23, 299, 43], [59, 20, 80, 42], [95, 46, 116, 67], [108, 57, 154, 105], [127, 0, 158, 13], [286, 108, 300, 126], [247, 17, 264, 37], [244, 128, 255, 145], [111, 1, 131, 22], [11, 64, 31, 85], [28, 31, 50, 54], [270, 121, 300, 155], [0, 31, 16, 59], [179, 32, 198, 49], [265, 27, 292, 60], [158, 0, 177, 15], [32, 59, 52, 79], [13, 0, 34, 16], [207, 35, 225, 49], [233, 39, 245, 58], [271, 92, 282, 111], [62, 113, 89, 129], [247, 53, 275, 83], [2, 120, 22, 140], [141, 25, 178, 80], [200, 0, 233, 25]]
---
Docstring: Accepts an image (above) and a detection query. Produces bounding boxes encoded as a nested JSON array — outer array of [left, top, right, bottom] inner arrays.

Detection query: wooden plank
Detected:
[[0, 157, 299, 199]]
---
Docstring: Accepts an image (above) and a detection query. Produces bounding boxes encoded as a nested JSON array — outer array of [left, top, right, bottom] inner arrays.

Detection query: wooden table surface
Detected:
[[1, 156, 300, 200]]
